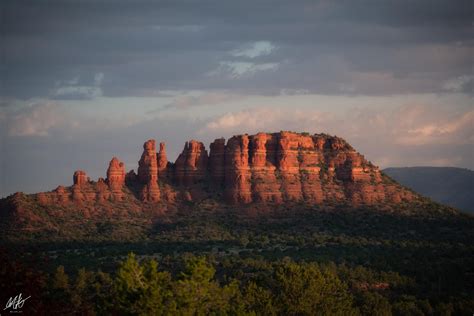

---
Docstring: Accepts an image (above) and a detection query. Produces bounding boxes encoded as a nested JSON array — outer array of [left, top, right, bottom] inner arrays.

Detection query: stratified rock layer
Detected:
[[138, 140, 160, 201], [209, 132, 414, 205], [224, 135, 252, 203], [34, 132, 415, 207], [209, 138, 226, 187], [107, 157, 126, 200], [174, 140, 208, 186], [73, 170, 88, 186], [157, 142, 168, 178]]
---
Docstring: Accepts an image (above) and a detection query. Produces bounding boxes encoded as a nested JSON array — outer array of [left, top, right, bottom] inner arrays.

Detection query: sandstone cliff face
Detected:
[[71, 171, 99, 203], [174, 140, 208, 186], [209, 138, 226, 187], [107, 157, 126, 200], [73, 171, 88, 187], [34, 132, 415, 208], [157, 142, 169, 178], [138, 140, 161, 202], [224, 135, 253, 203], [209, 132, 414, 205], [248, 133, 282, 203]]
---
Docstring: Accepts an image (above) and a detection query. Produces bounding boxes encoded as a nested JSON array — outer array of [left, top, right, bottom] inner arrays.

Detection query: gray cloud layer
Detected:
[[2, 0, 473, 98]]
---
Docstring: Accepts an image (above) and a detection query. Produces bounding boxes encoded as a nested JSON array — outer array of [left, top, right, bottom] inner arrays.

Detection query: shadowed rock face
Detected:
[[157, 142, 168, 178], [209, 138, 226, 187], [33, 131, 416, 207], [73, 171, 88, 187]]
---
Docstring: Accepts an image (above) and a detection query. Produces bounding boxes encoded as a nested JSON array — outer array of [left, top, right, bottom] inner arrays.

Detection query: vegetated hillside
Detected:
[[384, 167, 474, 214], [1, 202, 473, 315]]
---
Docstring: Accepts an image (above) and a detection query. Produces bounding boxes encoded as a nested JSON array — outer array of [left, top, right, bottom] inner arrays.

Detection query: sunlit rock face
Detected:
[[138, 139, 160, 202], [33, 131, 415, 207], [174, 140, 208, 186], [107, 157, 126, 201], [209, 132, 414, 205]]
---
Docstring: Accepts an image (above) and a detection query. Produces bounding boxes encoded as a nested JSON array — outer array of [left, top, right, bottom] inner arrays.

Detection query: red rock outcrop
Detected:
[[73, 170, 88, 187], [34, 131, 416, 208], [96, 178, 111, 202], [248, 133, 282, 203], [55, 185, 71, 204], [72, 171, 98, 202], [209, 138, 226, 187], [174, 140, 208, 186], [224, 135, 252, 203], [211, 132, 414, 205], [138, 139, 160, 202], [157, 142, 169, 178], [107, 157, 126, 200], [125, 170, 137, 184]]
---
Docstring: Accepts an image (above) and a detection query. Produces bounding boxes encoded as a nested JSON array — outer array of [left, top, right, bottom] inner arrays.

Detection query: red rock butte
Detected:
[[34, 131, 415, 206]]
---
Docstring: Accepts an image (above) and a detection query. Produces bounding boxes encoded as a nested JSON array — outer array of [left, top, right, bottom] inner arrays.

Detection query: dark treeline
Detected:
[[2, 251, 473, 316], [1, 204, 473, 315]]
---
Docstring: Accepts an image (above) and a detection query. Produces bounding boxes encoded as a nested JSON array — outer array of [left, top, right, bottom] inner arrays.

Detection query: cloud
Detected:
[[209, 61, 280, 79], [7, 103, 66, 137], [3, 0, 471, 98], [230, 41, 276, 58], [279, 89, 310, 95], [51, 72, 104, 100], [203, 107, 330, 135], [164, 92, 246, 109], [396, 108, 474, 146], [94, 72, 104, 85], [51, 86, 103, 100], [152, 25, 204, 32], [442, 75, 474, 93]]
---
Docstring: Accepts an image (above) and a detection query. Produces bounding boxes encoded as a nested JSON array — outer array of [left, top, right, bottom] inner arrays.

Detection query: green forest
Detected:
[[1, 201, 473, 315]]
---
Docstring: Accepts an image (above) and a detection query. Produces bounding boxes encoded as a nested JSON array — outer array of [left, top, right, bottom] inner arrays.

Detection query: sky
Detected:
[[0, 0, 473, 197]]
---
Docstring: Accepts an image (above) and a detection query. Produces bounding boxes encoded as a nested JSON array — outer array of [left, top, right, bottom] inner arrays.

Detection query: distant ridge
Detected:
[[383, 167, 474, 214]]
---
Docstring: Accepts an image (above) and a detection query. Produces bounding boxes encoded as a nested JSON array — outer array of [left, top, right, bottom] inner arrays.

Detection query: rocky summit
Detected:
[[17, 131, 416, 208]]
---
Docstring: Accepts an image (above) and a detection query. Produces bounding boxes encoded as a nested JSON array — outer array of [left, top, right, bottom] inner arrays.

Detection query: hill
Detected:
[[384, 167, 474, 214], [0, 131, 434, 241]]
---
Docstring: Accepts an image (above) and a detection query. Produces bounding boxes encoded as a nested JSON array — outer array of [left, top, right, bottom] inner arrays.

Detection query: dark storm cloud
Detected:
[[2, 0, 472, 98]]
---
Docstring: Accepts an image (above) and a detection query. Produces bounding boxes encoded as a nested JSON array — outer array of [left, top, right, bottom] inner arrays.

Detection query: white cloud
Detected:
[[94, 72, 104, 86], [51, 73, 104, 100], [152, 25, 204, 32], [396, 108, 474, 145], [203, 107, 330, 135], [230, 41, 276, 58], [207, 41, 280, 80], [164, 92, 246, 109], [279, 88, 310, 95], [209, 61, 279, 79], [442, 75, 474, 92], [65, 76, 80, 85], [8, 103, 65, 137], [51, 86, 103, 100]]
